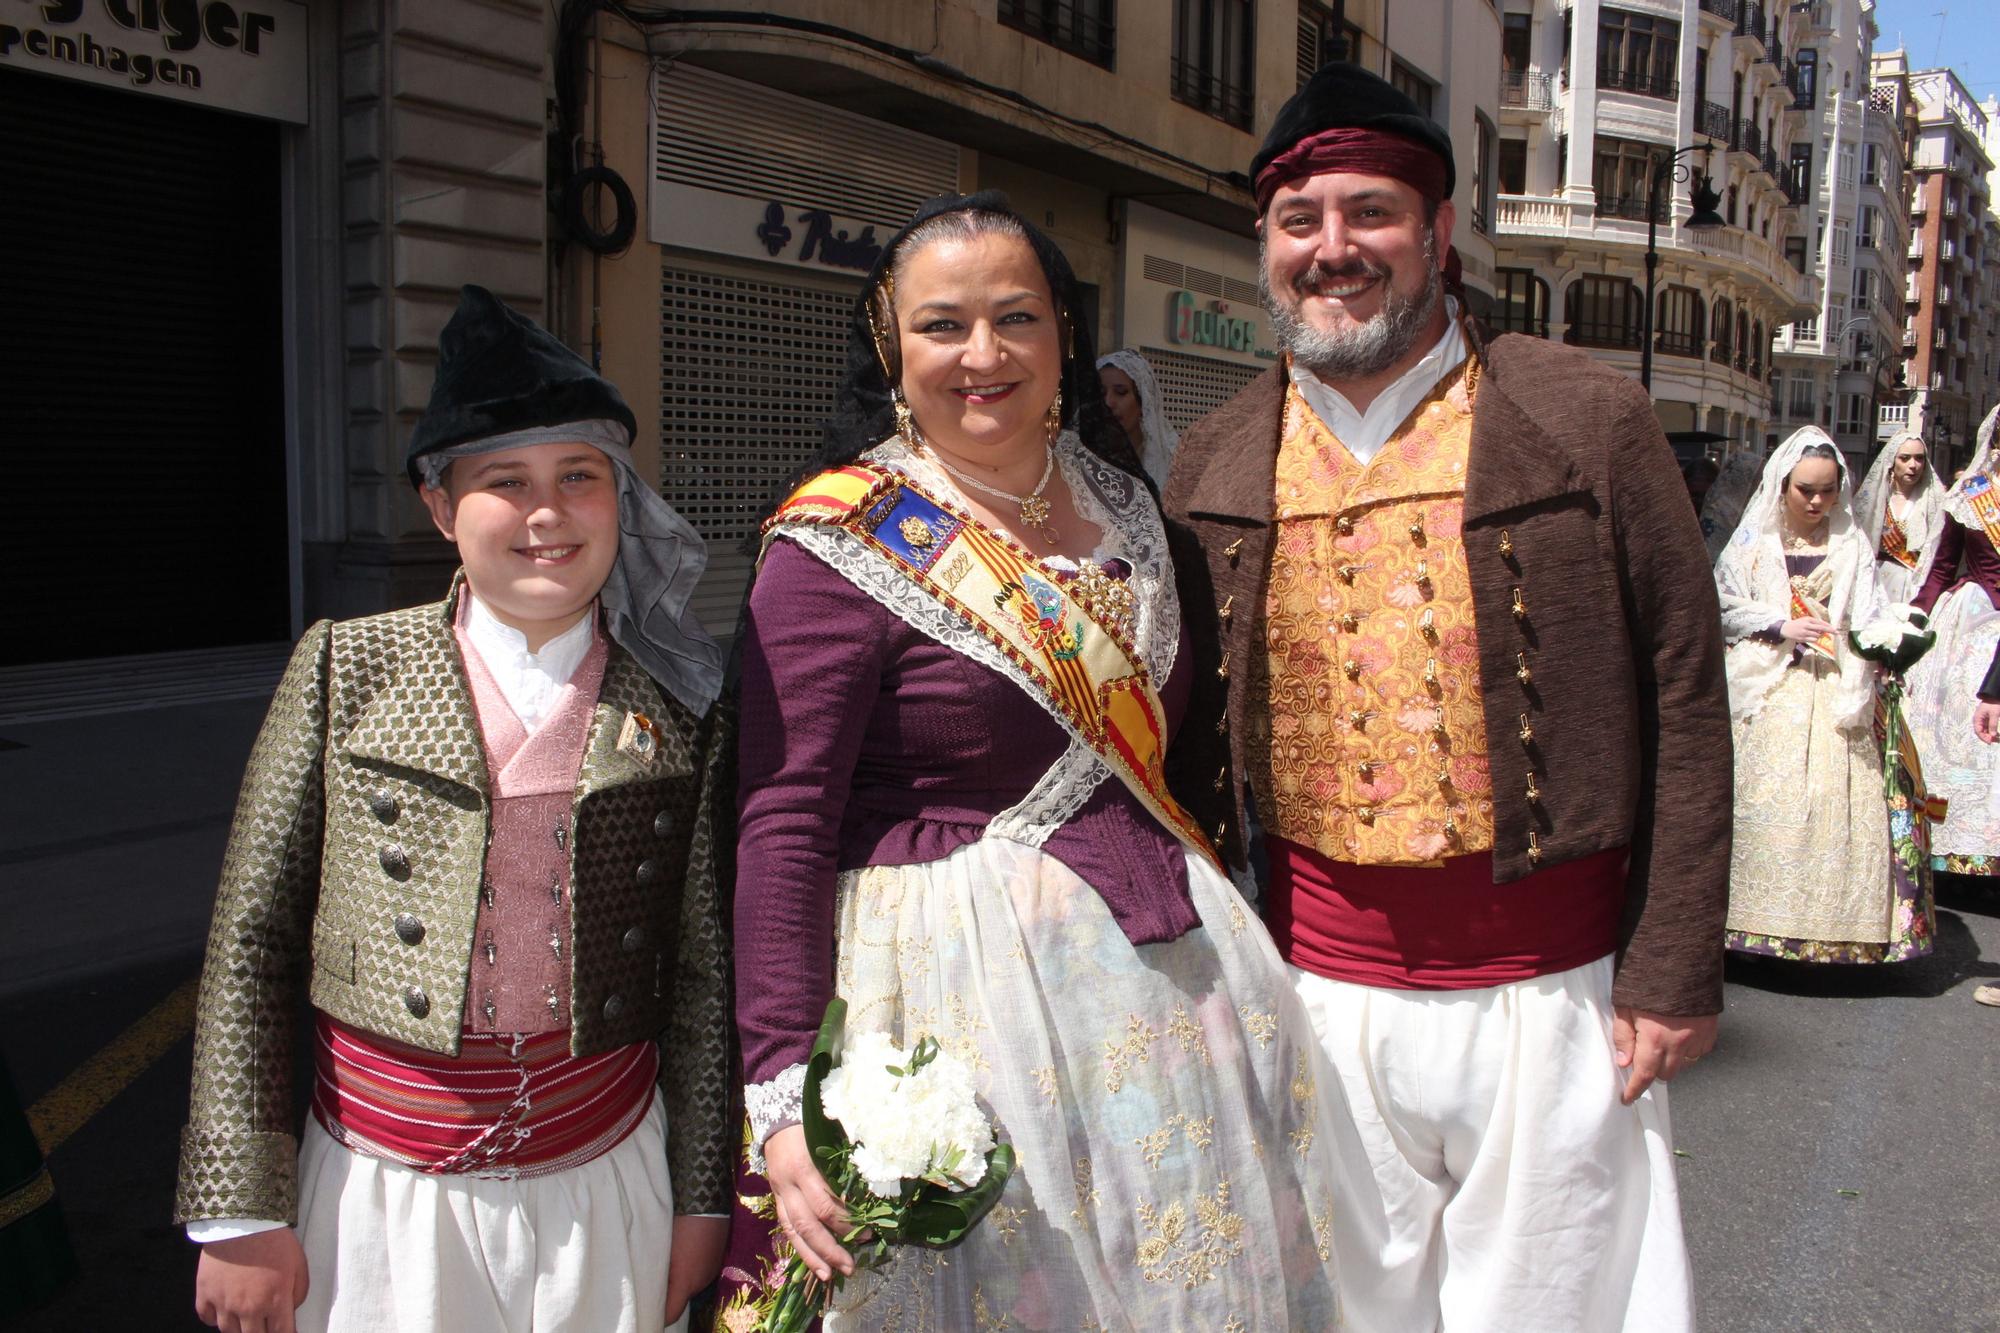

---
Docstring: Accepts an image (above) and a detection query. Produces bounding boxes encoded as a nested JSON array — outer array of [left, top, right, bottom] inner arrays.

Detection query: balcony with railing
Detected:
[[1501, 69, 1554, 111], [1698, 0, 1737, 20], [1596, 194, 1669, 223], [1597, 62, 1678, 101], [1698, 101, 1733, 144], [1737, 0, 1765, 42], [997, 0, 1116, 68], [1732, 118, 1763, 158]]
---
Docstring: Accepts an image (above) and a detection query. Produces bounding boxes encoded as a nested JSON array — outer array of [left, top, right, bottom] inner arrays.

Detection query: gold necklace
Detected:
[[927, 444, 1061, 544]]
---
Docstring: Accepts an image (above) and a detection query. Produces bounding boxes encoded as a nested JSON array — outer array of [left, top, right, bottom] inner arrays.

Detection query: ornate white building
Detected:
[[1494, 0, 1820, 456], [1769, 2, 1912, 471]]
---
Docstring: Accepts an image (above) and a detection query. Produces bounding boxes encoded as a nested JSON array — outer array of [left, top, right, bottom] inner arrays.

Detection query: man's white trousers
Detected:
[[1294, 954, 1695, 1333]]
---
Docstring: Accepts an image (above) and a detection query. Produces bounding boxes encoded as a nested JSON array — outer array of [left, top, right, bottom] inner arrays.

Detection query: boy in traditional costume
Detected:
[[177, 286, 732, 1333]]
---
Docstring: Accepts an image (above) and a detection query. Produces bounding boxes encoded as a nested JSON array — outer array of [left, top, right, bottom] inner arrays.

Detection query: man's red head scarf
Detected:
[[1254, 127, 1452, 213]]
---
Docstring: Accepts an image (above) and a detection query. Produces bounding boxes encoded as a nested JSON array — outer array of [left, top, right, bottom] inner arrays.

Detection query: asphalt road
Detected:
[[2, 698, 1996, 1330]]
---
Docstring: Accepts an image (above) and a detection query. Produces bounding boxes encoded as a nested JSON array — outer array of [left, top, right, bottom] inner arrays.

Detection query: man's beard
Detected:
[[1260, 230, 1443, 379]]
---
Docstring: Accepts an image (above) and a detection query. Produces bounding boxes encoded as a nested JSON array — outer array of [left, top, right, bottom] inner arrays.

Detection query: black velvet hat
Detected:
[[405, 285, 637, 486], [1251, 61, 1456, 203]]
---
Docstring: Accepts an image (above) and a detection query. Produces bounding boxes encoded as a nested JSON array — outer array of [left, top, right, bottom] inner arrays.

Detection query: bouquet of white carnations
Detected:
[[1849, 603, 1935, 676], [721, 999, 1016, 1333]]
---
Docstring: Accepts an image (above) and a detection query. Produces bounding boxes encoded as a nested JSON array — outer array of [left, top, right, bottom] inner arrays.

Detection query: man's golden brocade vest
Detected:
[[1246, 360, 1496, 864]]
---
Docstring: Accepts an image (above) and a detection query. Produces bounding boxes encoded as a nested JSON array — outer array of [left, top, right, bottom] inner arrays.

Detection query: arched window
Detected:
[[1712, 298, 1734, 364], [1735, 309, 1751, 372], [1564, 275, 1643, 349], [1490, 267, 1551, 337], [1656, 285, 1705, 357]]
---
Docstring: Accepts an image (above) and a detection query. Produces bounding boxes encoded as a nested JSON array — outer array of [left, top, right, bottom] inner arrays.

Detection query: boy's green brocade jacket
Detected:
[[174, 583, 734, 1224]]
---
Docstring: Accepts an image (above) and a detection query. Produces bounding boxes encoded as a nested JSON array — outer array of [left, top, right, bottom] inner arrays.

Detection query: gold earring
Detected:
[[892, 387, 918, 444], [1045, 384, 1064, 444]]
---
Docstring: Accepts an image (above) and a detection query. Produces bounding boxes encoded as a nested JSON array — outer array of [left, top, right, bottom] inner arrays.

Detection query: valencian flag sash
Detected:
[[1879, 508, 1917, 568], [766, 465, 1220, 869], [1961, 473, 2000, 547], [1789, 584, 1840, 660]]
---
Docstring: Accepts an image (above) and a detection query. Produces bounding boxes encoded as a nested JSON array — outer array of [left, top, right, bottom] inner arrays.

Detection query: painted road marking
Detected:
[[28, 977, 197, 1155]]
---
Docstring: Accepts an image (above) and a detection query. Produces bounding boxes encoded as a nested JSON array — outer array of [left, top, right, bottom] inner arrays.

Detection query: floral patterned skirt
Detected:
[[1726, 694, 1936, 964], [820, 837, 1353, 1332], [1901, 584, 2000, 875]]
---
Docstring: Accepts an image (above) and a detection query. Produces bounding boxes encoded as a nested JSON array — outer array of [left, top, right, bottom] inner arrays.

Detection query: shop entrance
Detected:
[[0, 67, 286, 665]]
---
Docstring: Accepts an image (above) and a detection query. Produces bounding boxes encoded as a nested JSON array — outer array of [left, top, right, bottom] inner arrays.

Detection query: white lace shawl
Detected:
[[1713, 426, 1881, 730], [1096, 349, 1180, 490], [1910, 404, 2000, 594], [1854, 430, 1947, 562], [746, 432, 1181, 1160]]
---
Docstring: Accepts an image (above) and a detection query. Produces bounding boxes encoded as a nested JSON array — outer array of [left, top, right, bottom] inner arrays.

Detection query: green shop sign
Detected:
[[1168, 290, 1274, 359]]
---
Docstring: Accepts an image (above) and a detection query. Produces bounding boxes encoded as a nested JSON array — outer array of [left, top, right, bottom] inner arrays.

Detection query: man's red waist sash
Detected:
[[310, 1013, 657, 1177], [1268, 839, 1628, 990]]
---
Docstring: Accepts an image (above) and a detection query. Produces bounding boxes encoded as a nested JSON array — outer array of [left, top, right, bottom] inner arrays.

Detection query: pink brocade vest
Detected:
[[455, 612, 609, 1034]]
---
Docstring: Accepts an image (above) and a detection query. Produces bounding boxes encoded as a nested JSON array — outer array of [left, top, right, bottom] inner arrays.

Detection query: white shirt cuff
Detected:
[[186, 1217, 289, 1244]]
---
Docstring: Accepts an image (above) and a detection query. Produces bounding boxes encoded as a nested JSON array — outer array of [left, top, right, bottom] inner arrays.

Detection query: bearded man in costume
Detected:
[[1162, 62, 1732, 1332]]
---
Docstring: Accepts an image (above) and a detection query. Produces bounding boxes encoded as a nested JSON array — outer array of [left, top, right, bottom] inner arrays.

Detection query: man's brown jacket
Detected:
[[1163, 325, 1733, 1016]]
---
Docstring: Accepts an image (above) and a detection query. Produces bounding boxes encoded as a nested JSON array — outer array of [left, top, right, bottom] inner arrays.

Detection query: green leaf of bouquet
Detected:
[[803, 998, 851, 1164], [902, 1142, 1018, 1248]]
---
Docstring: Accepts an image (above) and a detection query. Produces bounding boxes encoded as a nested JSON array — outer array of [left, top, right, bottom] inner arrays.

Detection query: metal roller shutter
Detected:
[[1138, 345, 1268, 433], [0, 68, 286, 666], [659, 259, 860, 638]]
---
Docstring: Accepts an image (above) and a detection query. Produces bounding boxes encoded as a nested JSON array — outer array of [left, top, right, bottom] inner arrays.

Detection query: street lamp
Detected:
[[1640, 145, 1726, 391]]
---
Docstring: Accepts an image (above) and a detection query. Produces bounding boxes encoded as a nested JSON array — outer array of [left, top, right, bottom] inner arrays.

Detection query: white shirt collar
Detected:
[[1288, 296, 1467, 465], [463, 594, 597, 731]]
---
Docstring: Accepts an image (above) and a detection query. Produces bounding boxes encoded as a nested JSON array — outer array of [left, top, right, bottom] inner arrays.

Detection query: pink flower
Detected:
[[1384, 577, 1428, 609], [1335, 523, 1381, 555], [1397, 699, 1443, 735], [1359, 766, 1406, 803], [1449, 753, 1492, 795], [1404, 828, 1450, 860], [1426, 505, 1464, 540], [1439, 625, 1480, 667]]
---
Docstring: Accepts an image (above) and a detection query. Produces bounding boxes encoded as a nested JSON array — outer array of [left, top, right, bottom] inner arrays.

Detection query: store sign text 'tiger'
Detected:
[[1, 0, 307, 123]]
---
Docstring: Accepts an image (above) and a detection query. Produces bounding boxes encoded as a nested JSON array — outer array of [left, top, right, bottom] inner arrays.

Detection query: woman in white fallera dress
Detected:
[[1854, 431, 1947, 607], [1715, 427, 1933, 963], [1096, 348, 1180, 491]]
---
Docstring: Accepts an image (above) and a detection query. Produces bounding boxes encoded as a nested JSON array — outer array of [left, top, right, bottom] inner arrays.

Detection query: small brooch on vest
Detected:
[[617, 711, 662, 764]]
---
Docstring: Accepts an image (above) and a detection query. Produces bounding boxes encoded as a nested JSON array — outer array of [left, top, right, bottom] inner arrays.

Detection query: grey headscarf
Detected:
[[420, 420, 724, 717]]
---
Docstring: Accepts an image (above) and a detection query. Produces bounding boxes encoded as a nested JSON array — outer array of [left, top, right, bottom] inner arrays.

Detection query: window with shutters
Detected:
[[999, 0, 1117, 67], [1173, 0, 1255, 129], [1499, 137, 1528, 194], [1596, 8, 1680, 99], [1594, 135, 1670, 221], [1712, 298, 1734, 364], [1296, 1, 1363, 87], [1656, 285, 1705, 357], [1472, 114, 1497, 234], [1789, 373, 1818, 418], [1391, 59, 1437, 117], [1489, 268, 1550, 337], [1564, 275, 1643, 349]]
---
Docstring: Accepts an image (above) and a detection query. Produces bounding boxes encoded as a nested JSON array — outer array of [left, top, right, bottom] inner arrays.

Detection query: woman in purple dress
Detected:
[[1904, 405, 2000, 876], [730, 194, 1358, 1330]]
